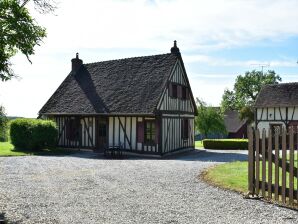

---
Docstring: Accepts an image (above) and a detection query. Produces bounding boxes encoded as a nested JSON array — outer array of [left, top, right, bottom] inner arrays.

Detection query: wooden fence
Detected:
[[248, 126, 298, 206]]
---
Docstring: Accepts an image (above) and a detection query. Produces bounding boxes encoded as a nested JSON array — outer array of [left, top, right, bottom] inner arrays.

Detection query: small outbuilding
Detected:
[[255, 82, 298, 133], [224, 110, 247, 138], [39, 41, 197, 156]]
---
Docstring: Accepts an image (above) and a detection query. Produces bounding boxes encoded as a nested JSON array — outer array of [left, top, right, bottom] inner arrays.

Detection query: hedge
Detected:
[[203, 139, 248, 150], [10, 118, 58, 150]]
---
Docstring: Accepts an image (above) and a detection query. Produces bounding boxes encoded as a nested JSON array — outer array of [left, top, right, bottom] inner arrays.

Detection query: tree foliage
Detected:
[[19, 0, 57, 14], [0, 0, 56, 81], [0, 105, 8, 142], [221, 70, 281, 123], [195, 98, 226, 138]]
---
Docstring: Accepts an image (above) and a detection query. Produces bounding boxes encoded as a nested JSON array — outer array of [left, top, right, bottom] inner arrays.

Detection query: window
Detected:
[[270, 124, 282, 136], [182, 86, 187, 100], [145, 120, 156, 144], [181, 119, 189, 139], [172, 83, 178, 98]]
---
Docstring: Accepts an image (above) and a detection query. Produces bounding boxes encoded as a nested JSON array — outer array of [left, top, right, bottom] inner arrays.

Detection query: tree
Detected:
[[0, 0, 56, 81], [220, 89, 241, 112], [20, 0, 57, 14], [0, 105, 8, 142], [195, 98, 226, 139], [221, 70, 281, 122]]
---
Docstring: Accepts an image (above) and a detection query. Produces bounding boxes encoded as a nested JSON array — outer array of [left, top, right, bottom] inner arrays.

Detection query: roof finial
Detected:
[[76, 52, 79, 59], [171, 40, 180, 55]]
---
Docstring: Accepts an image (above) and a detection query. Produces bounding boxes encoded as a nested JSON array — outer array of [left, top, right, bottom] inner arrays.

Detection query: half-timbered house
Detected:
[[39, 41, 198, 156], [255, 82, 298, 133]]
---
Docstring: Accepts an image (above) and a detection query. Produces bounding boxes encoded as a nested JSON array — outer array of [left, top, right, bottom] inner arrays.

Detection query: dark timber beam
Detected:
[[117, 116, 132, 150], [291, 106, 296, 121], [83, 118, 95, 148]]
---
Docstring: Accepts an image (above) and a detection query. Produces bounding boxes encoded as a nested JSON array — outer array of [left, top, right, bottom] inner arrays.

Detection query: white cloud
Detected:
[[2, 0, 298, 117], [27, 0, 298, 52], [184, 55, 298, 68]]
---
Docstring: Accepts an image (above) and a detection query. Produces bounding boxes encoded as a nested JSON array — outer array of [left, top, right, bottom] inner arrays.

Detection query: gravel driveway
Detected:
[[0, 149, 298, 224]]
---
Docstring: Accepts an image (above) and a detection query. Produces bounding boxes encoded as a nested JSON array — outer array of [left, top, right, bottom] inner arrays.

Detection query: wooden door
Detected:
[[96, 117, 108, 152]]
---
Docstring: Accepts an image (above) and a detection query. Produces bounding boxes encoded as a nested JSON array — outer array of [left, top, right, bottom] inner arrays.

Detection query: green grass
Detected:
[[0, 141, 76, 157], [203, 161, 248, 193], [195, 141, 203, 148], [204, 159, 298, 195]]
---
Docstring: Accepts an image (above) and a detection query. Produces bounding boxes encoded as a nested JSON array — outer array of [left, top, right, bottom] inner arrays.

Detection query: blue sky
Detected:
[[0, 0, 298, 117]]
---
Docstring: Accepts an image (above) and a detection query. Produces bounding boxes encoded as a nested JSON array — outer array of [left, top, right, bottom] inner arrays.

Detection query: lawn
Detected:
[[195, 141, 203, 148], [204, 158, 298, 195], [202, 161, 248, 193], [0, 141, 76, 157]]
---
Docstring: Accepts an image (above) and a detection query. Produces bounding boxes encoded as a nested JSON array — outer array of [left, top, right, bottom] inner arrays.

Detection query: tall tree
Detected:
[[195, 98, 226, 139], [220, 70, 281, 123], [0, 0, 56, 81]]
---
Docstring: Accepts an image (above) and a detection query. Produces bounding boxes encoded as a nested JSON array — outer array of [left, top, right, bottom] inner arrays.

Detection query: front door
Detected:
[[96, 117, 108, 152]]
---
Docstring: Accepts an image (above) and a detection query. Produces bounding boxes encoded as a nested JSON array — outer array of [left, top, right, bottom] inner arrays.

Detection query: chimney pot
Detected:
[[71, 53, 83, 73], [171, 40, 180, 55]]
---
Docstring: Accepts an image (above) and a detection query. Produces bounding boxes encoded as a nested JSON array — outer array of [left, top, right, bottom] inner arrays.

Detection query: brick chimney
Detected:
[[71, 53, 83, 73], [170, 40, 180, 56]]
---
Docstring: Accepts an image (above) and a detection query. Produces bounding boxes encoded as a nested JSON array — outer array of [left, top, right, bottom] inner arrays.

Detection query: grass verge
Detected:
[[0, 141, 76, 157], [201, 161, 248, 193], [195, 141, 203, 148]]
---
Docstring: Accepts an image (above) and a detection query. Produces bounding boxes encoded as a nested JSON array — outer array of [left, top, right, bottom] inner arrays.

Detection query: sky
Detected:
[[1, 0, 298, 118]]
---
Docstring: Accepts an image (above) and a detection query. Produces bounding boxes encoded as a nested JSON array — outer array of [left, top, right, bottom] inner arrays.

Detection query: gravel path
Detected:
[[0, 150, 297, 224]]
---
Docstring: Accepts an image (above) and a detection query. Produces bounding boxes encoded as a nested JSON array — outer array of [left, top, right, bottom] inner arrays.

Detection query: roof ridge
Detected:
[[265, 82, 298, 87], [84, 53, 173, 65]]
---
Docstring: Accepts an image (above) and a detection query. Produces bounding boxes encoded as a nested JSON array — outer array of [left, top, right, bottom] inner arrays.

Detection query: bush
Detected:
[[10, 118, 58, 149], [203, 139, 248, 150], [0, 106, 8, 142], [0, 124, 8, 142]]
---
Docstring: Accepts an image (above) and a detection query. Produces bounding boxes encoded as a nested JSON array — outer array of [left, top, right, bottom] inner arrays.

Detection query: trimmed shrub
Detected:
[[10, 118, 58, 149], [203, 139, 248, 150]]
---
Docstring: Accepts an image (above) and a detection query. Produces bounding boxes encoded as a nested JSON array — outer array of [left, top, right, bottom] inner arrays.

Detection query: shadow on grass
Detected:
[[10, 147, 79, 156]]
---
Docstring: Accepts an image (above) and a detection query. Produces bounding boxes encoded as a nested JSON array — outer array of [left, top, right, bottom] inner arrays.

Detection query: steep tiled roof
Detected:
[[39, 53, 179, 115], [224, 110, 247, 133], [255, 82, 298, 107]]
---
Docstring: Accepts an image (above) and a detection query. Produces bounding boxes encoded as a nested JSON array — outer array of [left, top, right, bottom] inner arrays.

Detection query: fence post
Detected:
[[255, 129, 260, 195], [261, 129, 266, 197], [281, 127, 287, 203], [274, 128, 280, 201], [289, 127, 294, 205], [248, 127, 255, 195]]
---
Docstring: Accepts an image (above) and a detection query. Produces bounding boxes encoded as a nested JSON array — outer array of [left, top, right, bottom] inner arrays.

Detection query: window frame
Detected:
[[181, 118, 189, 140], [269, 123, 283, 136], [144, 120, 156, 145]]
